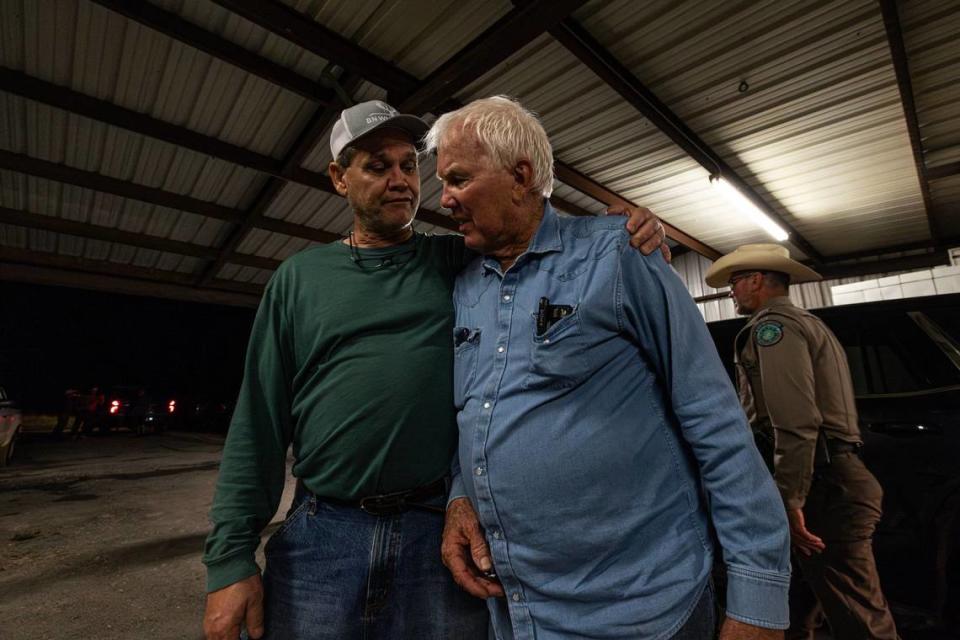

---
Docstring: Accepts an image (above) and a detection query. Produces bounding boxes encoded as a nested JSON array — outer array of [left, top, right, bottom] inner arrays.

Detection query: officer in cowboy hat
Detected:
[[705, 244, 899, 640]]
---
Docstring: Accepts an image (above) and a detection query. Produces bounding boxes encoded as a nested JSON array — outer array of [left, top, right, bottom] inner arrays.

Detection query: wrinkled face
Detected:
[[330, 129, 420, 235], [728, 270, 762, 315], [435, 128, 525, 255]]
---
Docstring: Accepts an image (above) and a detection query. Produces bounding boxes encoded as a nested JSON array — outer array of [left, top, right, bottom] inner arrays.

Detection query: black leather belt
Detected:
[[826, 439, 862, 455], [298, 477, 448, 516]]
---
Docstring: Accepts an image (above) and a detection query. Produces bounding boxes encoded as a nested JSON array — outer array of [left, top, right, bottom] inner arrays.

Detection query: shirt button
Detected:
[[483, 401, 491, 409], [503, 294, 511, 301], [512, 593, 522, 602], [491, 528, 501, 539], [475, 467, 485, 476], [497, 346, 505, 353]]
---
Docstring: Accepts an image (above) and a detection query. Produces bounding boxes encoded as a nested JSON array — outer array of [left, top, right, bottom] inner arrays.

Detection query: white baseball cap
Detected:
[[329, 100, 429, 160]]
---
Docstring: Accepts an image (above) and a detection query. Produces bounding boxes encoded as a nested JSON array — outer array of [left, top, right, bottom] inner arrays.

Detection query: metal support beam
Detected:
[[817, 251, 949, 279], [821, 234, 960, 263], [549, 18, 824, 263], [0, 67, 333, 192], [395, 0, 588, 113], [0, 246, 261, 296], [928, 161, 960, 181], [0, 261, 261, 308], [555, 163, 721, 260], [211, 0, 420, 94], [88, 0, 335, 105], [0, 206, 218, 259], [878, 0, 940, 240], [0, 206, 280, 270], [0, 150, 341, 244]]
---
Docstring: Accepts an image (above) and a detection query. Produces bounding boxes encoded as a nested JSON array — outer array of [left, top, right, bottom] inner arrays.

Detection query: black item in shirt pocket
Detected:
[[453, 327, 481, 408], [522, 309, 592, 391]]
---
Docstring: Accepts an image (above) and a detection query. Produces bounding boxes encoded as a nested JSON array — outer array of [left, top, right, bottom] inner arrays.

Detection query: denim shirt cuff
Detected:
[[446, 474, 467, 509], [724, 564, 791, 629]]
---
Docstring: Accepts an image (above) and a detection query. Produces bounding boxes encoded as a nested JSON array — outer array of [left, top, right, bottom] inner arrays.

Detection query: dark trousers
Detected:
[[787, 453, 899, 640]]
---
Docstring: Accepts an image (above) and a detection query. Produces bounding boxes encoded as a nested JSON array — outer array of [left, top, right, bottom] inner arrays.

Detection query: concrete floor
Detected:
[[0, 430, 294, 640], [1, 431, 952, 639]]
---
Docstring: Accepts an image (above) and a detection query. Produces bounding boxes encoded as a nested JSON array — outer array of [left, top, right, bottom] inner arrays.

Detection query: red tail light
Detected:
[[110, 400, 119, 415], [168, 400, 176, 413]]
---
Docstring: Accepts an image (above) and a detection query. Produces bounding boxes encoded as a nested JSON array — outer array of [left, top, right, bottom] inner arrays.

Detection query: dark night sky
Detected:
[[0, 282, 256, 411]]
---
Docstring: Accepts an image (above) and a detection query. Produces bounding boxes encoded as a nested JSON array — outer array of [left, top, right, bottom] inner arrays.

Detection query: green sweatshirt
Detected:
[[202, 233, 469, 592]]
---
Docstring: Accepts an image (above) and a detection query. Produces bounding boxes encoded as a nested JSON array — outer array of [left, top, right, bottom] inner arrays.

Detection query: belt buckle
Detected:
[[360, 492, 406, 516]]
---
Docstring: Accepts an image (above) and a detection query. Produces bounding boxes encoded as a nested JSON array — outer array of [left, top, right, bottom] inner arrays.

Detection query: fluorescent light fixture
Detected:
[[710, 176, 789, 241]]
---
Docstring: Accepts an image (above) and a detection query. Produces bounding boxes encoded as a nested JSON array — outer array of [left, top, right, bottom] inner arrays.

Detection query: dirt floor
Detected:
[[0, 428, 294, 640]]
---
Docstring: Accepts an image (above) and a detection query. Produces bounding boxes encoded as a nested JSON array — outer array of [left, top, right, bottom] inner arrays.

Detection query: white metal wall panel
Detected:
[[672, 249, 956, 323]]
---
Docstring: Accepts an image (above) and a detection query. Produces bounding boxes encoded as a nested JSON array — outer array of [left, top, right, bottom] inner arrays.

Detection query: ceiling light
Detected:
[[710, 175, 789, 241]]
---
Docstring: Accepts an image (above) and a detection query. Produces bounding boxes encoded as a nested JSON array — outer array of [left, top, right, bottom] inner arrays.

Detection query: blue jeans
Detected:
[[670, 582, 716, 640], [254, 488, 489, 639]]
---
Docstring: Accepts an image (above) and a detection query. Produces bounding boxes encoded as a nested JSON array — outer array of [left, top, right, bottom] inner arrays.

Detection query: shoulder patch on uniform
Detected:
[[755, 320, 784, 347]]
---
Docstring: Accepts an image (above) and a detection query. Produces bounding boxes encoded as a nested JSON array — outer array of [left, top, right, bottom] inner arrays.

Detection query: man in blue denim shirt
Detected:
[[425, 97, 791, 639]]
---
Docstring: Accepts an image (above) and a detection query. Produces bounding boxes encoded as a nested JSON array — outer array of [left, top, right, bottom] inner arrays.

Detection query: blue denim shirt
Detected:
[[450, 204, 790, 640]]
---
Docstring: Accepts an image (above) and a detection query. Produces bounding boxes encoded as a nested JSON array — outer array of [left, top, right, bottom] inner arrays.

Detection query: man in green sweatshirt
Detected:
[[201, 100, 666, 640]]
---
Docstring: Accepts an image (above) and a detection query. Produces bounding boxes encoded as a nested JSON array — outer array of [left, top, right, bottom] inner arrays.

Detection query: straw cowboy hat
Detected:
[[704, 243, 822, 288]]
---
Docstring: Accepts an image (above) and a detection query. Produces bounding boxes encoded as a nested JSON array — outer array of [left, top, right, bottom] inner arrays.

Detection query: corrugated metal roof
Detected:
[[0, 0, 956, 302], [286, 0, 512, 79], [452, 0, 930, 260], [902, 0, 960, 238], [0, 0, 317, 283]]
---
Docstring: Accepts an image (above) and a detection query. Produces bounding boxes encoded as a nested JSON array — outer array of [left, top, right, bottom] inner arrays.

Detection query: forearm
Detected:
[[203, 412, 288, 591], [203, 280, 294, 592], [773, 427, 818, 509]]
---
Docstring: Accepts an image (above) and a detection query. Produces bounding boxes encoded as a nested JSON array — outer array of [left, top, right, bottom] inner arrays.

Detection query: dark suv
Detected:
[[707, 293, 960, 634]]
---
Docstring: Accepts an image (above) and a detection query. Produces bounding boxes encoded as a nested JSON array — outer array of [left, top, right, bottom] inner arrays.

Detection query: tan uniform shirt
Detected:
[[735, 296, 860, 509]]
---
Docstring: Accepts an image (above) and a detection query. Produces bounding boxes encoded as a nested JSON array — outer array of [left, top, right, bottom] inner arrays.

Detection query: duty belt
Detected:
[[826, 438, 862, 455], [298, 477, 448, 516], [814, 435, 862, 467]]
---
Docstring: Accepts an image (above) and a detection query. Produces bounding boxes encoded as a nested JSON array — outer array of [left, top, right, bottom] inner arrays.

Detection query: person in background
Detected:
[[705, 243, 899, 640]]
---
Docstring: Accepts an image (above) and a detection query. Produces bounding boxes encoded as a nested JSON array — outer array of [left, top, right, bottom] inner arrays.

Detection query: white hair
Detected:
[[423, 96, 554, 198]]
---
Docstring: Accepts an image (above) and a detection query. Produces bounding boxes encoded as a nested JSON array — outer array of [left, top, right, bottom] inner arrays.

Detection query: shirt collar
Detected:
[[481, 199, 562, 274], [753, 295, 795, 316], [525, 200, 563, 256]]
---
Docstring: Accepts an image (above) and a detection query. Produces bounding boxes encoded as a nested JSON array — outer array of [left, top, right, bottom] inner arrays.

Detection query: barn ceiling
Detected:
[[0, 0, 957, 306]]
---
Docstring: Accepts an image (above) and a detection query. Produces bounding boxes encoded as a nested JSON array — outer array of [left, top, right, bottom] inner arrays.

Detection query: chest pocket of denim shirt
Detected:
[[522, 308, 591, 391], [453, 327, 481, 408]]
